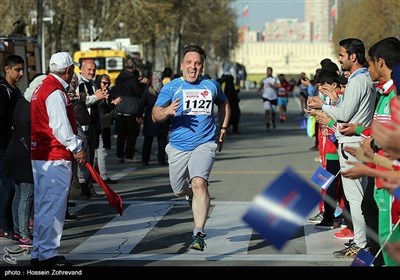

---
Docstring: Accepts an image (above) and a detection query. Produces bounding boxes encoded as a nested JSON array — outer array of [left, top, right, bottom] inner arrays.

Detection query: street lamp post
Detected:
[[118, 22, 124, 38], [81, 20, 102, 42], [30, 0, 55, 72]]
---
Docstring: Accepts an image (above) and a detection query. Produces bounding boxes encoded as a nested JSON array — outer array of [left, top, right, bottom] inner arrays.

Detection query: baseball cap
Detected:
[[49, 52, 79, 72]]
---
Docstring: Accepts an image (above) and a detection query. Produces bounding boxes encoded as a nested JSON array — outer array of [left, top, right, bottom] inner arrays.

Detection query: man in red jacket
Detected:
[[30, 52, 85, 267]]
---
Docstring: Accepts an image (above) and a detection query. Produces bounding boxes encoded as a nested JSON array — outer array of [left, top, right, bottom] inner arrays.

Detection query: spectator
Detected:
[[138, 71, 170, 166], [30, 52, 85, 267], [0, 55, 25, 239], [112, 58, 147, 163]]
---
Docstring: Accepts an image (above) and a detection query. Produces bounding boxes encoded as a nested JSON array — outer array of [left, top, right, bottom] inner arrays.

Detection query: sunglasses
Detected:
[[101, 81, 110, 85]]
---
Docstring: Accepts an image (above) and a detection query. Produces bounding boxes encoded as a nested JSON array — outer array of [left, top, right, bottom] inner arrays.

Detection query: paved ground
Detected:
[[1, 91, 363, 275]]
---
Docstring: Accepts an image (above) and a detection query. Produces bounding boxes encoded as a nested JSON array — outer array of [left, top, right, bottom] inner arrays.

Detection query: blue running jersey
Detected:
[[155, 77, 227, 151]]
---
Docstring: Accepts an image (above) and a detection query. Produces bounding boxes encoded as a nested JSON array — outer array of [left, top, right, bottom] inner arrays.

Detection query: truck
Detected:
[[73, 38, 142, 86]]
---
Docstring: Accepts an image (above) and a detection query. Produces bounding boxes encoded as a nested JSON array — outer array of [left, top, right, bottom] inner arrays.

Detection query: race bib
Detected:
[[182, 89, 212, 115]]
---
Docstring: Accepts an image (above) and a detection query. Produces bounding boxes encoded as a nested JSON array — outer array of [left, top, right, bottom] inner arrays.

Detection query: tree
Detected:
[[332, 0, 400, 51], [0, 0, 238, 78]]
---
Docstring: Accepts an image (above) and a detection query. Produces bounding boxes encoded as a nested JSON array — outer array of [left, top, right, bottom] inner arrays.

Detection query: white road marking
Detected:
[[64, 201, 348, 264], [70, 201, 174, 254]]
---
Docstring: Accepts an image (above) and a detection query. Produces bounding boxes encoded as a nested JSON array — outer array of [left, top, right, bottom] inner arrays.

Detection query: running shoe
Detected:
[[0, 228, 10, 239], [190, 232, 206, 251], [344, 239, 355, 248], [333, 227, 354, 239], [315, 221, 334, 230], [18, 237, 33, 247], [334, 243, 361, 258], [308, 211, 324, 223], [11, 233, 21, 242]]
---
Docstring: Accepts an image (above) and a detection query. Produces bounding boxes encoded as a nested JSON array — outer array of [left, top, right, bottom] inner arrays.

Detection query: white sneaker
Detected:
[[313, 155, 322, 162], [308, 211, 324, 223]]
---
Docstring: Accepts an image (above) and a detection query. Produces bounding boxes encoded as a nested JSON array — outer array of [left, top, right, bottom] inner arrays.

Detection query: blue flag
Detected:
[[243, 167, 321, 250], [310, 166, 334, 190], [351, 249, 375, 267]]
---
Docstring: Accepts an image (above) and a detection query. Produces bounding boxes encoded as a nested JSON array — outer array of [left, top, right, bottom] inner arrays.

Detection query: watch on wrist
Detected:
[[370, 139, 380, 153]]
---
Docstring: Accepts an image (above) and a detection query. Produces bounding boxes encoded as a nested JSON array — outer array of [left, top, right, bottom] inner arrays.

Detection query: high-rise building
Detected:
[[259, 0, 341, 43], [306, 0, 340, 42], [233, 0, 342, 75], [265, 19, 311, 42]]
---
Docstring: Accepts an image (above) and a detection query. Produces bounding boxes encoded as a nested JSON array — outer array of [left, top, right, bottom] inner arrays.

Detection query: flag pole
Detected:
[[333, 170, 341, 178], [371, 218, 400, 265]]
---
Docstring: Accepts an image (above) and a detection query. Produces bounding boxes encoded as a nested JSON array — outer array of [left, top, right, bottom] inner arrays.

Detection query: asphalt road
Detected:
[[1, 90, 360, 276]]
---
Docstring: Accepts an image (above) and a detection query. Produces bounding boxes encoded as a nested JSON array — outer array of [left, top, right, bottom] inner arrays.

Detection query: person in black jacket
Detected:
[[76, 59, 108, 198], [94, 74, 121, 182], [112, 58, 147, 163], [4, 74, 45, 245], [0, 55, 25, 239], [221, 74, 241, 134], [137, 71, 170, 166]]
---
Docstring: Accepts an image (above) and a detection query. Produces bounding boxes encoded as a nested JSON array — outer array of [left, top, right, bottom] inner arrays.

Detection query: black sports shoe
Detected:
[[104, 178, 119, 184], [65, 213, 79, 221], [333, 243, 361, 258], [89, 185, 105, 199], [67, 201, 76, 207], [38, 256, 71, 267], [308, 211, 324, 223], [190, 232, 206, 251], [344, 239, 355, 248], [315, 221, 334, 230]]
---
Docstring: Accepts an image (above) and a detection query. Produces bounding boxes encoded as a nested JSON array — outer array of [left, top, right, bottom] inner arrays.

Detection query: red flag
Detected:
[[85, 162, 123, 215]]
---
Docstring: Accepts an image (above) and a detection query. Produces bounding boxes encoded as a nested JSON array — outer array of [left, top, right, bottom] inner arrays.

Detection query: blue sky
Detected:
[[234, 0, 305, 31]]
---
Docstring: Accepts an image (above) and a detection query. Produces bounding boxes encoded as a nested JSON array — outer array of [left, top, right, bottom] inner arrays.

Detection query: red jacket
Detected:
[[31, 75, 77, 161]]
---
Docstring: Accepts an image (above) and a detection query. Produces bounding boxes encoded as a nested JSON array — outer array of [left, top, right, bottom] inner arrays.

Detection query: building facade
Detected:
[[233, 41, 337, 78], [233, 0, 341, 77]]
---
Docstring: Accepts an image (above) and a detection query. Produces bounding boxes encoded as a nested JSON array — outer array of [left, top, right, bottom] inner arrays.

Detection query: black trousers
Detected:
[[322, 159, 341, 223], [115, 114, 140, 159], [142, 135, 168, 165]]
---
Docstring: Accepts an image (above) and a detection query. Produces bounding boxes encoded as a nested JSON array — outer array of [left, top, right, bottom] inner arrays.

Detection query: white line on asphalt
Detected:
[[110, 167, 137, 180], [194, 203, 253, 255], [69, 201, 174, 254]]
